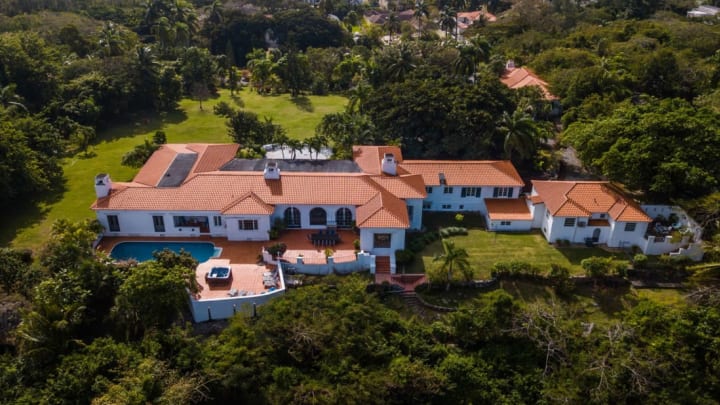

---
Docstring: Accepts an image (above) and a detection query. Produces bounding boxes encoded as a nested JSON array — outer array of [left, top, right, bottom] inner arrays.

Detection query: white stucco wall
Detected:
[[486, 219, 532, 232], [423, 186, 522, 214], [271, 204, 357, 229], [529, 201, 545, 229], [97, 211, 226, 237], [406, 199, 423, 230], [359, 228, 405, 257], [607, 221, 648, 249], [225, 215, 271, 241]]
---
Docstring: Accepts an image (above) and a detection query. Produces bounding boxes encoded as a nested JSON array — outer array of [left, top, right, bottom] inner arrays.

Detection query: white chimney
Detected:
[[381, 153, 397, 176], [264, 161, 281, 180], [506, 59, 516, 70], [95, 173, 112, 198]]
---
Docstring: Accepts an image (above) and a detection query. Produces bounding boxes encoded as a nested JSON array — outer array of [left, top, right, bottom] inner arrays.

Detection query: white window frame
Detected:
[[239, 219, 259, 230]]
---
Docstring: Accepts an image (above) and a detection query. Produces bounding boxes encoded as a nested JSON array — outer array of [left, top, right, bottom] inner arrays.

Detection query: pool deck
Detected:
[[195, 259, 273, 300], [97, 230, 358, 301]]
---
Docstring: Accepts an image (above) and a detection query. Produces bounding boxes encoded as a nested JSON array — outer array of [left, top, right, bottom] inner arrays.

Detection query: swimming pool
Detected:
[[110, 241, 222, 263]]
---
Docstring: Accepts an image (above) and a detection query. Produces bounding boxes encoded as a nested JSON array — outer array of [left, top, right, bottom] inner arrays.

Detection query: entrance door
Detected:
[[592, 228, 601, 242]]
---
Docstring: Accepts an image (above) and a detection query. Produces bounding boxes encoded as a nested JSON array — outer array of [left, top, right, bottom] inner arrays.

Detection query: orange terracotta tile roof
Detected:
[[94, 171, 392, 212], [501, 67, 557, 100], [352, 145, 403, 175], [131, 143, 238, 187], [133, 146, 179, 186], [457, 10, 497, 30], [190, 144, 240, 173], [222, 192, 274, 215], [399, 160, 524, 187], [369, 174, 427, 199], [355, 190, 409, 229], [485, 198, 532, 221], [529, 194, 544, 204], [531, 181, 651, 222]]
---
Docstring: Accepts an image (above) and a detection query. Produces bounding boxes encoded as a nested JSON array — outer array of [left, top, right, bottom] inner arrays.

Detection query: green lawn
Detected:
[[405, 229, 625, 278], [5, 89, 346, 250]]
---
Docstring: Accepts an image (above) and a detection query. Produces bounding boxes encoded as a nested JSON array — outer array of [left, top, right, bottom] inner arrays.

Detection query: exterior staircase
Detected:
[[401, 291, 422, 310], [375, 256, 391, 274]]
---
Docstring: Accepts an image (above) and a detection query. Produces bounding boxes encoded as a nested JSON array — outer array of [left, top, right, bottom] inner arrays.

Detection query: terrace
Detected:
[[98, 229, 360, 298]]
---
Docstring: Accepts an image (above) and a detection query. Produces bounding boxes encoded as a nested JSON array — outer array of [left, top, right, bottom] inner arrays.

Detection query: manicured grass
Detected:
[[6, 89, 346, 250], [406, 229, 624, 278]]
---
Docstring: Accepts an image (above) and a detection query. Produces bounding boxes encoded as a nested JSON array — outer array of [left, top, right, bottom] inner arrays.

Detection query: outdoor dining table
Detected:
[[310, 232, 340, 246]]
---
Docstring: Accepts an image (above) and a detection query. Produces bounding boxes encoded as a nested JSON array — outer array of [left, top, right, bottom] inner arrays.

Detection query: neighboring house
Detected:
[[456, 9, 497, 31], [500, 60, 557, 101], [92, 144, 526, 268], [528, 180, 703, 258]]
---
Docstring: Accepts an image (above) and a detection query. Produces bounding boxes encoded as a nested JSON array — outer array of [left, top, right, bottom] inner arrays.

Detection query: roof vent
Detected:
[[439, 172, 447, 185], [264, 161, 280, 180]]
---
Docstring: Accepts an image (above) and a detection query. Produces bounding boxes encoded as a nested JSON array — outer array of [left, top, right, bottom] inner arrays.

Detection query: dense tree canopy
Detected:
[[365, 75, 515, 159], [564, 98, 720, 198]]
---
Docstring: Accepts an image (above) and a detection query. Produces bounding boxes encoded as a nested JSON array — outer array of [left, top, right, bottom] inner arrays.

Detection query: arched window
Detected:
[[284, 207, 301, 228], [309, 207, 327, 226], [336, 208, 352, 228]]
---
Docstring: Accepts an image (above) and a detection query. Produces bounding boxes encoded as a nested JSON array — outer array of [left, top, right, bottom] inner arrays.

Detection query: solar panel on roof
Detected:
[[220, 159, 363, 173], [158, 153, 198, 187]]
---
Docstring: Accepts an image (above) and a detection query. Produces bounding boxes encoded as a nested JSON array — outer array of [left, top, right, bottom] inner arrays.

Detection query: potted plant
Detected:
[[267, 242, 287, 259]]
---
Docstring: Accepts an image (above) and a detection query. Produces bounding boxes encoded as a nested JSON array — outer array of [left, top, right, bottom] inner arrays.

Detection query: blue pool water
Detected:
[[110, 242, 222, 263]]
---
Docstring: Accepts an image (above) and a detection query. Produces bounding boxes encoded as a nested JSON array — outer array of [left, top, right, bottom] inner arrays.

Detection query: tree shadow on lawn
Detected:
[[574, 282, 637, 317], [95, 109, 188, 144], [556, 246, 623, 266], [0, 183, 66, 247], [290, 95, 314, 113]]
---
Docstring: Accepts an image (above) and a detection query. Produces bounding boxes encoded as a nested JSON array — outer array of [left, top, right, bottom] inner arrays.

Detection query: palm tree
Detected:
[[439, 6, 457, 41], [305, 134, 328, 160], [413, 0, 429, 37], [0, 84, 28, 114], [207, 0, 224, 27], [346, 81, 371, 114], [384, 11, 400, 44], [498, 110, 541, 162], [272, 127, 289, 159], [433, 240, 471, 291], [385, 43, 417, 82], [286, 138, 304, 160]]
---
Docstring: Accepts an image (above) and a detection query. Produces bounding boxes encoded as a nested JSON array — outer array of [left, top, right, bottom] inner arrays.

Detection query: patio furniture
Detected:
[[310, 232, 340, 247]]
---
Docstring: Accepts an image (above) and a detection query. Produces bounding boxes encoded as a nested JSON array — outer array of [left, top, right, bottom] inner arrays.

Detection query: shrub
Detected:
[[633, 254, 648, 269], [613, 262, 629, 277], [395, 249, 415, 265], [455, 213, 464, 223], [492, 260, 540, 277], [353, 239, 360, 251], [439, 227, 468, 237], [581, 256, 613, 277], [549, 264, 574, 297], [408, 239, 425, 253], [267, 243, 287, 257], [549, 263, 570, 279]]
